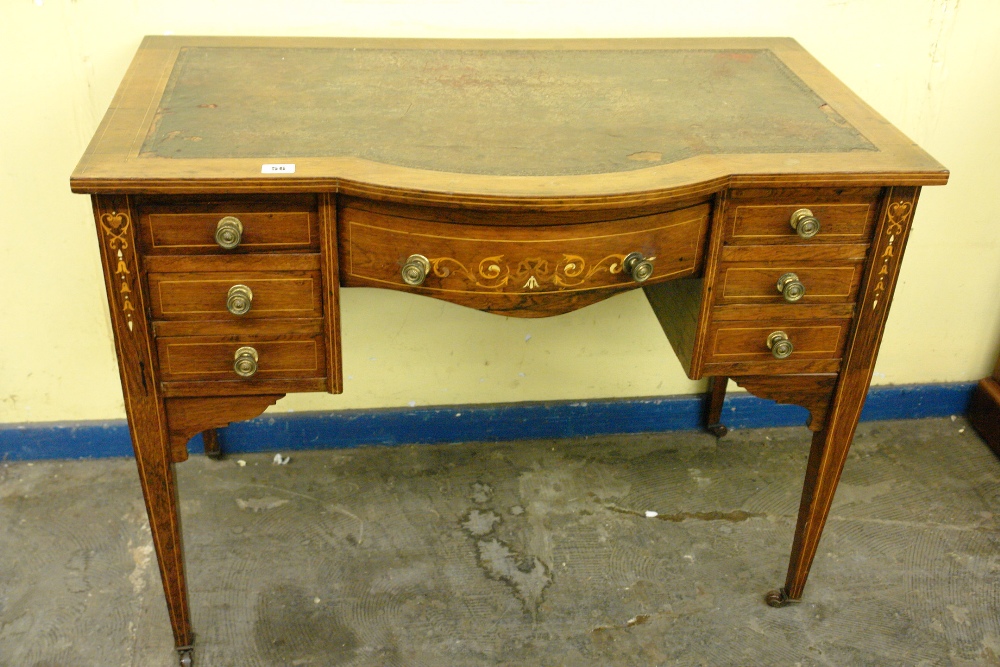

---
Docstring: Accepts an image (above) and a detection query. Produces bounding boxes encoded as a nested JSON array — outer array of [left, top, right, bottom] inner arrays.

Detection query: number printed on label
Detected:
[[261, 163, 296, 174]]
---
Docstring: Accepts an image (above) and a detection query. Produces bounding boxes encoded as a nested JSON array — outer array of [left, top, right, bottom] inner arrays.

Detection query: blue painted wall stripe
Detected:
[[0, 382, 976, 461]]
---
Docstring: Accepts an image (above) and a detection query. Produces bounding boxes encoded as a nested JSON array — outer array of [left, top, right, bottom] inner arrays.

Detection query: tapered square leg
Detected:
[[704, 376, 729, 437]]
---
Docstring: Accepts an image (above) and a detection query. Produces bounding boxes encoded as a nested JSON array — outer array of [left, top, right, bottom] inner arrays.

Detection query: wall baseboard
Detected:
[[0, 382, 976, 461]]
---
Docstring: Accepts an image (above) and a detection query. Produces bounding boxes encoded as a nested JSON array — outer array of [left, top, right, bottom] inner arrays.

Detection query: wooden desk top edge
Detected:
[[71, 35, 948, 206]]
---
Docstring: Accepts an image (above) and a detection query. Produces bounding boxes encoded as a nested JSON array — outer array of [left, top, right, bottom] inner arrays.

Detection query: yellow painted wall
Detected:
[[1, 0, 996, 423]]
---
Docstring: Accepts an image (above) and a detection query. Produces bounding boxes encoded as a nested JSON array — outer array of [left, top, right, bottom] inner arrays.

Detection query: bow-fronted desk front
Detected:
[[71, 37, 947, 666]]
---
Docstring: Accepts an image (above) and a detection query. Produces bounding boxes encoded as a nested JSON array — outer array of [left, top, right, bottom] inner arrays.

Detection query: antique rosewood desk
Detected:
[[72, 37, 947, 665]]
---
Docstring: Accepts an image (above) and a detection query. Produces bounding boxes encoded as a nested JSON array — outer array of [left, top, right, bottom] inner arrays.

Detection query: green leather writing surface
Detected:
[[143, 47, 874, 176]]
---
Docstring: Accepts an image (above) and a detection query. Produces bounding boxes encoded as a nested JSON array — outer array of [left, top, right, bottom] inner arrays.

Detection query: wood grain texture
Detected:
[[733, 374, 838, 432], [643, 277, 703, 375], [716, 264, 862, 304], [74, 40, 948, 654], [164, 395, 283, 457], [339, 194, 713, 228], [686, 187, 874, 379], [137, 194, 318, 254], [685, 192, 731, 378], [710, 303, 856, 322], [780, 186, 921, 601], [71, 37, 948, 203], [720, 243, 869, 263], [703, 358, 843, 377], [704, 376, 729, 435], [707, 321, 850, 362], [152, 318, 324, 338], [144, 253, 319, 273], [727, 190, 879, 243], [156, 334, 326, 382], [148, 270, 322, 319], [341, 200, 709, 315], [160, 377, 328, 398], [91, 194, 192, 649], [201, 427, 221, 458], [320, 194, 344, 394]]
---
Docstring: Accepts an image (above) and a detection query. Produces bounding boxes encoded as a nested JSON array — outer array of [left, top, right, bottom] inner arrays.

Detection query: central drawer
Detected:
[[340, 199, 711, 315]]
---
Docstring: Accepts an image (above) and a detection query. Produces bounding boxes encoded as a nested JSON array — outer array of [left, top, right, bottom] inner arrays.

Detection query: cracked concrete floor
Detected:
[[1, 417, 999, 666]]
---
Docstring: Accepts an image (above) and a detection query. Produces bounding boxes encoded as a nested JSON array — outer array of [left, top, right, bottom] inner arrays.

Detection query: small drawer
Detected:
[[716, 264, 863, 304], [725, 187, 879, 244], [148, 270, 323, 320], [705, 320, 850, 365], [341, 202, 710, 295], [156, 334, 326, 382], [137, 195, 319, 253]]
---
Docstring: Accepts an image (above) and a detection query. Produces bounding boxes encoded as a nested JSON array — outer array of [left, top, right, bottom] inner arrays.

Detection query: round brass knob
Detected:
[[623, 252, 654, 283], [215, 216, 244, 249], [789, 209, 820, 239], [226, 284, 253, 315], [233, 346, 259, 378], [401, 254, 431, 286], [767, 331, 794, 359], [776, 272, 805, 302]]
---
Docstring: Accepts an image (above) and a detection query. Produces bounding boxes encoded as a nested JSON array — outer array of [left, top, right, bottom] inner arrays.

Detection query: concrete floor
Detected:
[[1, 417, 998, 667]]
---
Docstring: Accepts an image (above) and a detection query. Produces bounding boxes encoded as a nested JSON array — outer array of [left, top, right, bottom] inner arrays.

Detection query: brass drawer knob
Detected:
[[233, 346, 259, 378], [767, 331, 794, 359], [623, 252, 654, 283], [215, 216, 244, 249], [226, 284, 253, 315], [776, 272, 805, 302], [789, 209, 820, 239], [401, 254, 431, 286]]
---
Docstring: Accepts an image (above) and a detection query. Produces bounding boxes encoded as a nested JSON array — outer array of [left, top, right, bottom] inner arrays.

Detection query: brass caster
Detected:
[[765, 587, 798, 608], [178, 648, 194, 667], [707, 423, 728, 438]]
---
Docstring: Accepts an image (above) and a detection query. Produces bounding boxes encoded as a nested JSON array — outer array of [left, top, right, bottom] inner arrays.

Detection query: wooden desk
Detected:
[[72, 37, 947, 666]]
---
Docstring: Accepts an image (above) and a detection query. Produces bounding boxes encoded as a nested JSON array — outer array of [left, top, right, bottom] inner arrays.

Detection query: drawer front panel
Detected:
[[148, 271, 322, 319], [717, 264, 863, 304], [137, 195, 319, 253], [706, 321, 850, 364], [342, 203, 710, 295], [726, 187, 880, 244], [719, 243, 869, 263], [730, 203, 873, 240], [157, 335, 325, 381]]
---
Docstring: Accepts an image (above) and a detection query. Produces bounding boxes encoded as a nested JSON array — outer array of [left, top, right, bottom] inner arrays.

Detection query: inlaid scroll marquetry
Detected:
[[341, 200, 710, 313]]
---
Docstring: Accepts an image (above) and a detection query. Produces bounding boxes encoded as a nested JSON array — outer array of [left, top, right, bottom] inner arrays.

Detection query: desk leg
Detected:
[[767, 186, 920, 606], [128, 412, 194, 651], [91, 195, 194, 657], [202, 429, 222, 459], [704, 376, 729, 437], [767, 420, 856, 606]]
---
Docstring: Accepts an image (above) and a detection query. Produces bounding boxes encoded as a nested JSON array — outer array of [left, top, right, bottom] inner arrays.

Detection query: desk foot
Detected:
[[706, 423, 728, 437], [177, 646, 194, 667], [764, 587, 798, 608]]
